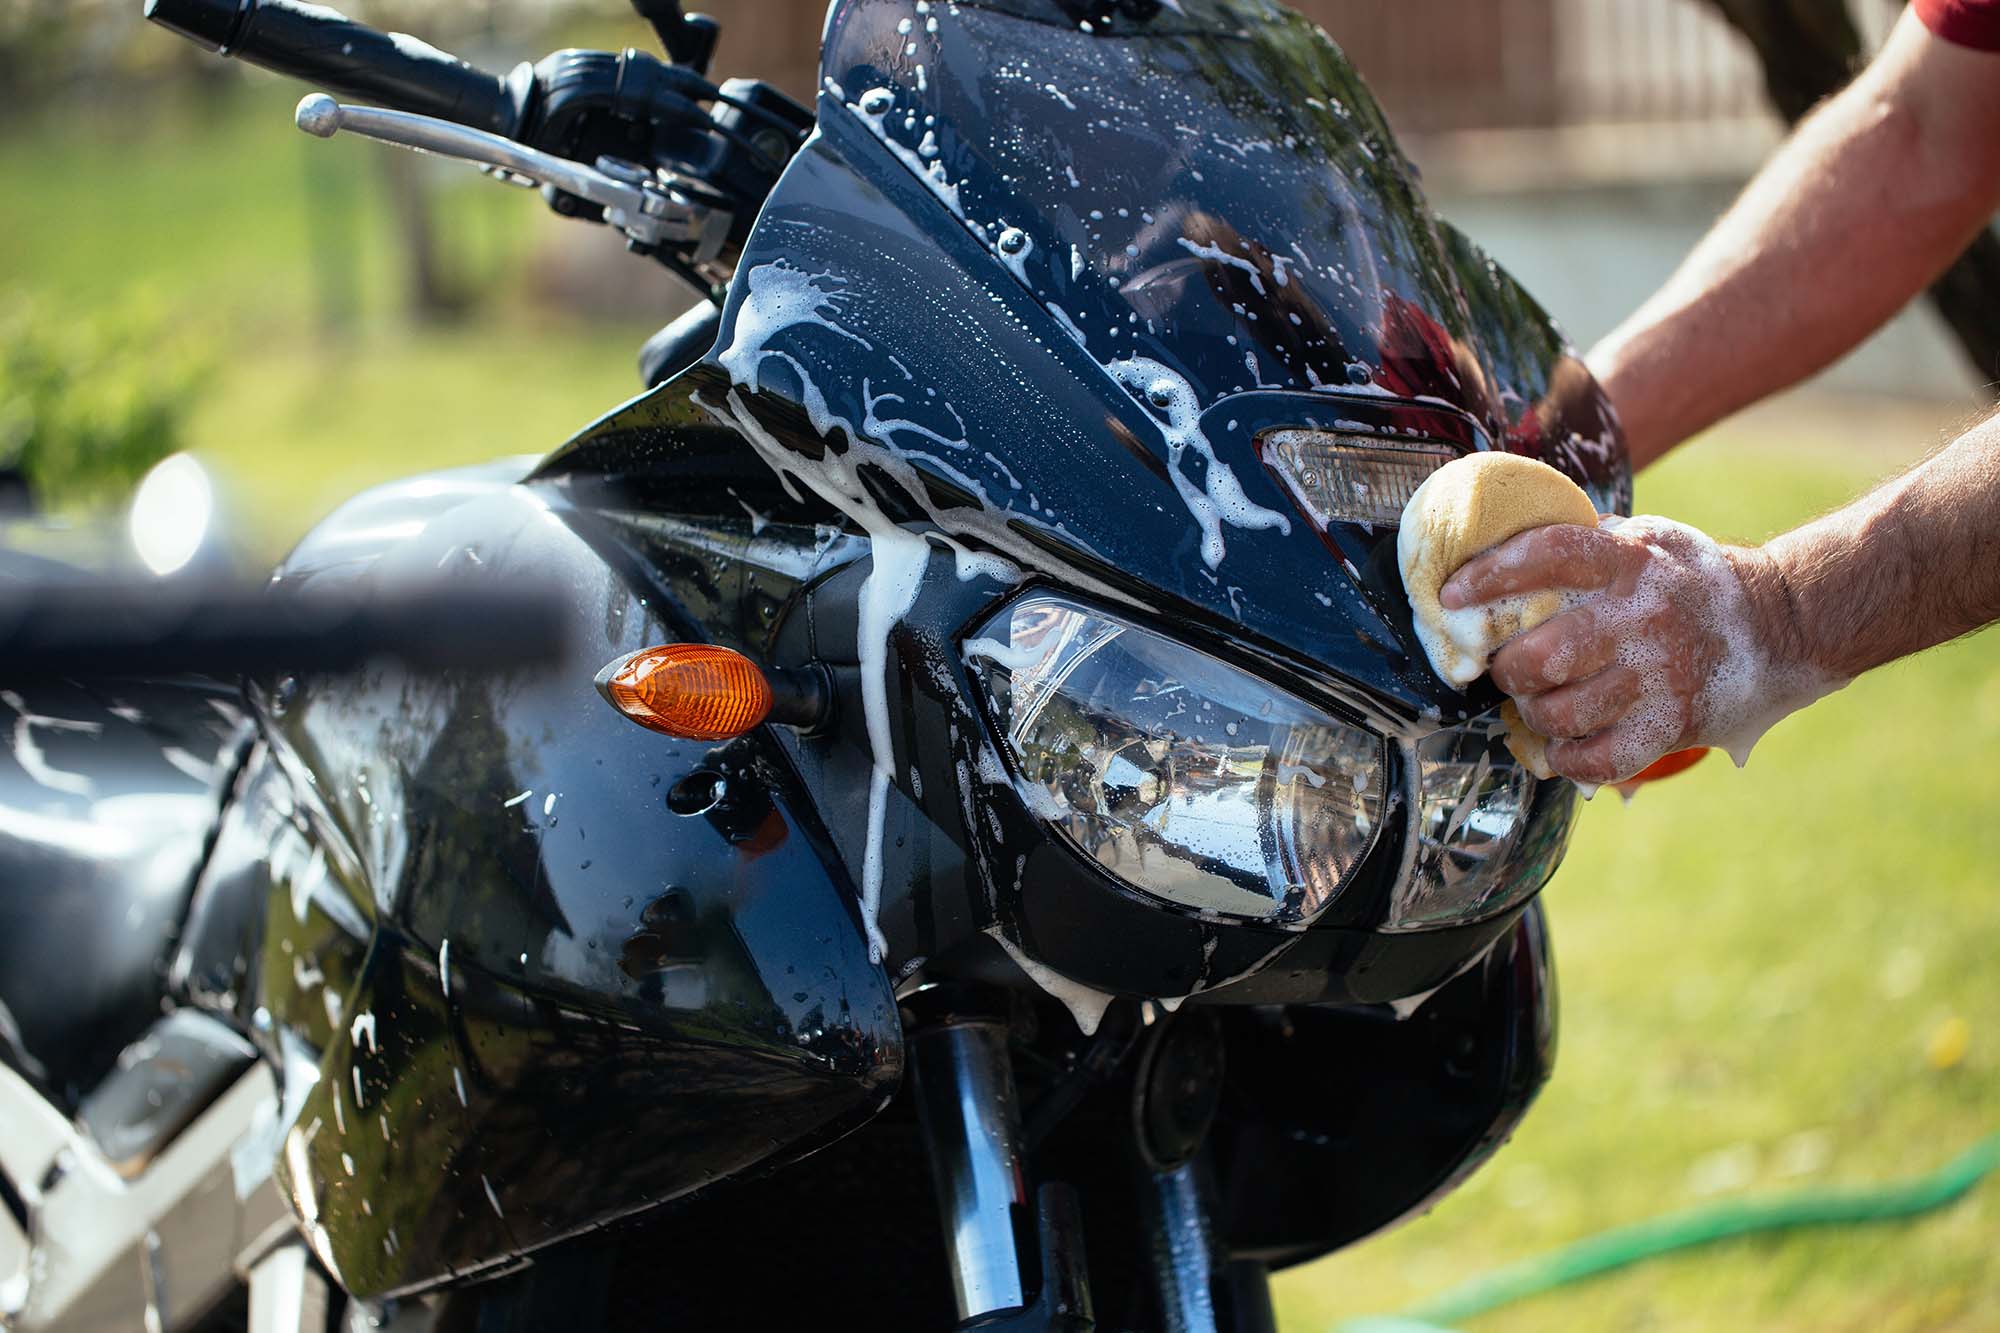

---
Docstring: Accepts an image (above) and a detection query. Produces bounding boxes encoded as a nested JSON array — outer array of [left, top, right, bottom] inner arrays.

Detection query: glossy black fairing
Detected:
[[549, 0, 1629, 724], [0, 678, 250, 1110], [537, 0, 1615, 1007], [247, 475, 901, 1299], [126, 0, 1622, 1301]]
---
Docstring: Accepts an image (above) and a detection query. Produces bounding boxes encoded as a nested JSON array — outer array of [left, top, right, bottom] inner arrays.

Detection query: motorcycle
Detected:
[[0, 0, 1630, 1327]]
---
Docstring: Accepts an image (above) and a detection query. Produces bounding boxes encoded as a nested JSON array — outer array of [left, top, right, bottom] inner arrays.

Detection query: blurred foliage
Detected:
[[0, 301, 211, 510]]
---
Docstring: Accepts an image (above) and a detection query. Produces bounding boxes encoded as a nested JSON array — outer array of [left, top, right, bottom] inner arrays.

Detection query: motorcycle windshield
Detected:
[[818, 0, 1622, 493], [552, 0, 1625, 724]]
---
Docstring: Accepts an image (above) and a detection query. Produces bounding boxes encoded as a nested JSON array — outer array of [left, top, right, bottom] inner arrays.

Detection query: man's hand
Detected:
[[1444, 414, 2000, 787], [1440, 517, 1806, 786]]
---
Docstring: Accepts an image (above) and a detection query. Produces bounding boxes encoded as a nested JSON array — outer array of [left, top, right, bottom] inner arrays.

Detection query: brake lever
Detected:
[[294, 94, 731, 263]]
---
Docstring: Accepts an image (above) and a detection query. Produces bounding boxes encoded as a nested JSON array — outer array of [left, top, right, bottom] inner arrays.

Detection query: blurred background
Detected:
[[2, 0, 1994, 1327]]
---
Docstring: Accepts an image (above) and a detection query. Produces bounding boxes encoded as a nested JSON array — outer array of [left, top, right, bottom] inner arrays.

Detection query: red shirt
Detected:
[[1916, 0, 2000, 51]]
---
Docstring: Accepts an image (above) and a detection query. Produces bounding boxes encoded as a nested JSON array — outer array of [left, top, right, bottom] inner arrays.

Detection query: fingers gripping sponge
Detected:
[[1397, 452, 1599, 777]]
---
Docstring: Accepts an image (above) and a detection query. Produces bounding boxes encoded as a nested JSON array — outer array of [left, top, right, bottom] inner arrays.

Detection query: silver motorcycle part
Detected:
[[910, 1013, 1029, 1319], [0, 1011, 287, 1331], [293, 95, 733, 263], [248, 1241, 329, 1333], [1141, 1161, 1221, 1333]]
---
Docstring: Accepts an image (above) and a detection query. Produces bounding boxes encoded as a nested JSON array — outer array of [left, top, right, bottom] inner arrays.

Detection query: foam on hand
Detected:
[[1586, 515, 1846, 776], [1397, 452, 1848, 789]]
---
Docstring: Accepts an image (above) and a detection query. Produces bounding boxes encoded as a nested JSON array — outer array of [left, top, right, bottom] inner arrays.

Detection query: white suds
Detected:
[[438, 937, 451, 999], [846, 86, 964, 217], [962, 636, 1045, 671], [348, 1011, 377, 1055], [990, 930, 1114, 1036], [1596, 516, 1846, 774], [1103, 358, 1291, 569], [1176, 236, 1265, 294]]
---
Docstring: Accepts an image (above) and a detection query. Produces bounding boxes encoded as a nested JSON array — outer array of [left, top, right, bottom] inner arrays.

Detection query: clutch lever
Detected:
[[294, 94, 732, 263]]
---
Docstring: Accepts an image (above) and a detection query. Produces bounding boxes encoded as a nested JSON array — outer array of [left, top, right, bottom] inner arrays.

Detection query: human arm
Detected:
[[1438, 412, 2000, 786], [1588, 9, 2000, 470]]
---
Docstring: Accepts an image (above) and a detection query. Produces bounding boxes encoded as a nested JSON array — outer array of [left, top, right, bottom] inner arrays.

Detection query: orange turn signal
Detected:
[[595, 644, 773, 740]]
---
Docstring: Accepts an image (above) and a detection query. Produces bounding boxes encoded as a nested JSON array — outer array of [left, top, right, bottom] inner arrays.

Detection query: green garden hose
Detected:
[[1336, 1131, 2000, 1333]]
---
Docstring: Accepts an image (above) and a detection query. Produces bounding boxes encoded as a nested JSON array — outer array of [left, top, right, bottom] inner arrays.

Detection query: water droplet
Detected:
[[997, 227, 1028, 254], [860, 88, 893, 115]]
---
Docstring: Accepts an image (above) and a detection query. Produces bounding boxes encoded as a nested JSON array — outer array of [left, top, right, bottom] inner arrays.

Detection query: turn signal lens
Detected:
[[596, 644, 773, 740], [1259, 429, 1456, 528]]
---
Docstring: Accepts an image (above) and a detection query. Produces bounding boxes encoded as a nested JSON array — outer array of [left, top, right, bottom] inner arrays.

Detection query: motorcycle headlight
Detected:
[[1382, 714, 1546, 931], [966, 597, 1387, 925]]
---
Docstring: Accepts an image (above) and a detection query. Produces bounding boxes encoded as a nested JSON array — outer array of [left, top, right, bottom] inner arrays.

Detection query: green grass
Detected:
[[0, 77, 660, 557], [7, 76, 1999, 1333]]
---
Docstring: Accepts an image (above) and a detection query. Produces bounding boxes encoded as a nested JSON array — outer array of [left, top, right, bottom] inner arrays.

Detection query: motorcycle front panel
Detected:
[[255, 477, 902, 1298]]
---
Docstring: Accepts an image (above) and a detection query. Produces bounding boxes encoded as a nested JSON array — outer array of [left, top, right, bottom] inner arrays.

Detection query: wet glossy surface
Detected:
[[264, 481, 901, 1298], [61, 0, 1628, 1297], [532, 0, 1603, 1001], [0, 678, 248, 1110], [1207, 903, 1556, 1264], [548, 0, 1629, 726]]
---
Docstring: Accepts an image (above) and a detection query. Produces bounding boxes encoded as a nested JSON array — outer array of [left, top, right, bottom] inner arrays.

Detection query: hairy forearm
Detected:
[[1589, 15, 2000, 469], [1738, 414, 2000, 680]]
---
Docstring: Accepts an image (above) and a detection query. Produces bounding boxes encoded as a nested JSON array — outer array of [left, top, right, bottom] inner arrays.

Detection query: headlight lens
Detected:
[[966, 597, 1386, 925], [1383, 714, 1542, 931]]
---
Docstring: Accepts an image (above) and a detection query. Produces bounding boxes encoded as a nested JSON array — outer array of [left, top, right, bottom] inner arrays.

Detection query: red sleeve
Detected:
[[1915, 0, 2000, 52]]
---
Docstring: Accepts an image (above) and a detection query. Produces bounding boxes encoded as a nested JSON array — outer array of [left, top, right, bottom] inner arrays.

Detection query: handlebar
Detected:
[[143, 0, 529, 136]]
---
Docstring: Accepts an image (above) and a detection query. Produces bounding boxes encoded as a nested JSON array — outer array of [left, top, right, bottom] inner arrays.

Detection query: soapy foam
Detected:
[[990, 928, 1114, 1036], [1587, 515, 1846, 778], [1176, 236, 1266, 294], [1105, 358, 1291, 569], [846, 85, 965, 218]]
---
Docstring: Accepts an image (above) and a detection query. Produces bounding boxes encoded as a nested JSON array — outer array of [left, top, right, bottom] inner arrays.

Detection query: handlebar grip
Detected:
[[144, 0, 526, 136]]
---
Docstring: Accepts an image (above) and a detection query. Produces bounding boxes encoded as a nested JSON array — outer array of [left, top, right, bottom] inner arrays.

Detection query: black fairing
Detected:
[[0, 678, 249, 1110], [1209, 904, 1556, 1264], [141, 0, 1621, 1299], [251, 476, 901, 1299], [535, 0, 1617, 1003]]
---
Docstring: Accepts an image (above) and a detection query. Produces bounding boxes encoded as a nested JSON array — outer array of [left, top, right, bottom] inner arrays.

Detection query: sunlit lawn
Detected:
[[6, 79, 1997, 1333]]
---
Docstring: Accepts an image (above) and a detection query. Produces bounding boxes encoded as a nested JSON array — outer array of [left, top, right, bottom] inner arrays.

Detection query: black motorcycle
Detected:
[[0, 0, 1630, 1327]]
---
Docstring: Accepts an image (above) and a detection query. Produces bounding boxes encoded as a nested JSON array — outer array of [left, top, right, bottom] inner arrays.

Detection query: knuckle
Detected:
[[1548, 744, 1615, 786], [1488, 646, 1530, 694], [1518, 691, 1574, 739]]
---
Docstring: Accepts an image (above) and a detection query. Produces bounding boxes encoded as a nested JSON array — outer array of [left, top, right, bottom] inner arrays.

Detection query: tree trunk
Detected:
[[1702, 0, 2000, 387], [378, 150, 469, 323]]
